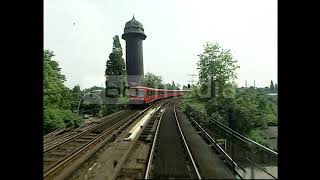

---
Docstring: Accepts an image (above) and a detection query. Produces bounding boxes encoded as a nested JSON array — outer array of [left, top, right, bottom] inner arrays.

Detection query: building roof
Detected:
[[125, 16, 144, 29], [122, 16, 146, 39]]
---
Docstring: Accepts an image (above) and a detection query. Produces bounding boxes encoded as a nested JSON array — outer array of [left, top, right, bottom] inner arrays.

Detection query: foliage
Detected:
[[101, 104, 126, 117], [81, 103, 101, 116], [142, 72, 181, 90], [70, 85, 82, 112], [270, 80, 275, 92], [248, 129, 270, 147], [182, 85, 188, 90], [210, 111, 228, 126], [101, 105, 113, 116], [43, 108, 65, 133], [179, 86, 206, 114], [43, 108, 81, 134], [105, 35, 126, 98], [83, 86, 104, 94], [179, 85, 277, 145], [142, 72, 163, 88], [43, 50, 82, 135], [178, 41, 276, 147], [163, 83, 176, 90], [197, 42, 240, 96], [44, 50, 72, 109]]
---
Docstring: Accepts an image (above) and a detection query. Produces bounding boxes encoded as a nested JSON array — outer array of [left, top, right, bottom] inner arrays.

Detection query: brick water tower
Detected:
[[122, 16, 147, 87]]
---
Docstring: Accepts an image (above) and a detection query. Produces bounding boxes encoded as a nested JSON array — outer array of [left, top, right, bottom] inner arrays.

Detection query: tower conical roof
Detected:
[[125, 16, 144, 29], [123, 16, 146, 38]]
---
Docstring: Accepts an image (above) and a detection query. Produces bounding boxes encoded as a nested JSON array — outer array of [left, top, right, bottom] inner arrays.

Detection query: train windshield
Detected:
[[137, 89, 144, 97], [129, 88, 144, 97], [129, 89, 137, 96]]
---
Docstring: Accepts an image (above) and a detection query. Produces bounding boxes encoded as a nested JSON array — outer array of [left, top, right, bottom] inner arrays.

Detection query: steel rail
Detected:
[[144, 100, 171, 179], [174, 105, 201, 179]]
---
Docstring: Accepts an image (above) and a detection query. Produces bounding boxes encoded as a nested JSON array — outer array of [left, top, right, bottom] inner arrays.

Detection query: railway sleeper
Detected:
[[74, 139, 91, 143], [61, 143, 82, 150], [81, 133, 99, 137], [53, 147, 75, 153], [43, 156, 64, 163], [145, 134, 153, 142], [67, 140, 86, 145], [149, 122, 158, 133], [49, 151, 70, 156], [91, 129, 103, 134]]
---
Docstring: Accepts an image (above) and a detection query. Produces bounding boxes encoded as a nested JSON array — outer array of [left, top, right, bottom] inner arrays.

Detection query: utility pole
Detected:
[[187, 74, 197, 85], [245, 80, 247, 88], [254, 80, 256, 89]]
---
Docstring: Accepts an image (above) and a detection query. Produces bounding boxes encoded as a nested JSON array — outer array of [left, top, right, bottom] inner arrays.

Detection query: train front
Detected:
[[129, 86, 146, 105]]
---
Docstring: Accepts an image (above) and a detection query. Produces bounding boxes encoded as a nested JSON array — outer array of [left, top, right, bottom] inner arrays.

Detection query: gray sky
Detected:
[[44, 0, 277, 89]]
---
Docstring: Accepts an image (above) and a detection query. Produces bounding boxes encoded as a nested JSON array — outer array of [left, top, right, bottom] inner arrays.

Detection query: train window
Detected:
[[138, 89, 145, 97], [129, 89, 137, 96]]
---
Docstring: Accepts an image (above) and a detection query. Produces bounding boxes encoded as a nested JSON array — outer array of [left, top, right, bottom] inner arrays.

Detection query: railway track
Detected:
[[43, 106, 153, 179], [145, 99, 201, 179], [106, 99, 172, 180], [43, 109, 129, 151], [43, 109, 135, 153], [185, 105, 278, 179]]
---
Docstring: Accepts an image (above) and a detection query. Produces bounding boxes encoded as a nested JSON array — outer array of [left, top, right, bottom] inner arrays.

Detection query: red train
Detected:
[[129, 86, 189, 104]]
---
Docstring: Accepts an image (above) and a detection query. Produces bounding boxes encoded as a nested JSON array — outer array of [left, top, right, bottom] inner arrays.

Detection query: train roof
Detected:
[[130, 86, 190, 92]]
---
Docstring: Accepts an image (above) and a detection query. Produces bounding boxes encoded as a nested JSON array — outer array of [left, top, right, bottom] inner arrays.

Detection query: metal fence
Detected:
[[185, 105, 278, 179]]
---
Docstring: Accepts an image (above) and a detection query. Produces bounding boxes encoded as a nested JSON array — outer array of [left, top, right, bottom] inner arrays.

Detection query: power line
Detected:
[[187, 74, 197, 85]]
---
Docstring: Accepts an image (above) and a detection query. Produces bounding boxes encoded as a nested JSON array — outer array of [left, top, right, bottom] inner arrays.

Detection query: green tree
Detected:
[[172, 81, 176, 89], [142, 72, 164, 88], [43, 50, 81, 134], [164, 83, 174, 90], [44, 50, 71, 109], [197, 42, 240, 97], [72, 85, 81, 95], [70, 85, 82, 112], [105, 35, 126, 98], [270, 80, 275, 92]]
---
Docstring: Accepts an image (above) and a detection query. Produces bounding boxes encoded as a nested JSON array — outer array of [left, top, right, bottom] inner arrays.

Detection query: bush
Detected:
[[265, 113, 277, 126], [101, 105, 114, 116], [211, 112, 228, 126], [248, 129, 270, 148], [101, 104, 127, 117], [229, 104, 254, 135], [179, 85, 277, 139], [43, 108, 65, 134], [43, 107, 81, 135], [60, 109, 81, 128], [179, 97, 206, 114]]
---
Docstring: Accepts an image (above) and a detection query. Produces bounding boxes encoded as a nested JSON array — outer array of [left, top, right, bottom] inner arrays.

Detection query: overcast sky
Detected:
[[44, 0, 277, 89]]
